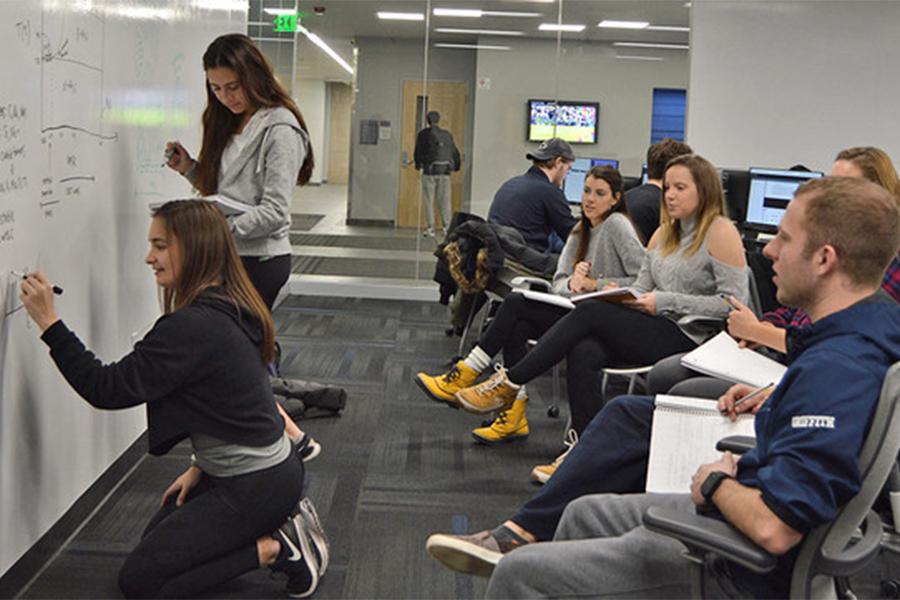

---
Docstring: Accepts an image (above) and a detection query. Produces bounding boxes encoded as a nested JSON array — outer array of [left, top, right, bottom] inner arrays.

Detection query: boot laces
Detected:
[[444, 365, 462, 383], [473, 364, 508, 395]]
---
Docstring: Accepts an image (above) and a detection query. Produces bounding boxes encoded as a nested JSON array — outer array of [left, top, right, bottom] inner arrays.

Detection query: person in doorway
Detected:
[[19, 201, 324, 599], [488, 138, 578, 254], [414, 110, 461, 238]]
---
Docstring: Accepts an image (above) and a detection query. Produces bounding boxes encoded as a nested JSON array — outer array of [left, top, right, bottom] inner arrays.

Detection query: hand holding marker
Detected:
[[12, 271, 63, 295]]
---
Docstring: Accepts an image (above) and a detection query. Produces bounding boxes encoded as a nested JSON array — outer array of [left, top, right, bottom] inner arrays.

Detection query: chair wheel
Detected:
[[547, 405, 560, 418], [882, 579, 900, 599]]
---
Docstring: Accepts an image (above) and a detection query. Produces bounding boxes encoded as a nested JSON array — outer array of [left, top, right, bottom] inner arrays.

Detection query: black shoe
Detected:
[[294, 433, 322, 463], [271, 516, 320, 598]]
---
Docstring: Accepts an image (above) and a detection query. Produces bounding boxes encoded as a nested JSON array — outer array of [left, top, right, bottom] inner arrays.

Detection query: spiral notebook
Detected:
[[516, 287, 639, 311], [680, 331, 787, 388], [645, 394, 755, 494]]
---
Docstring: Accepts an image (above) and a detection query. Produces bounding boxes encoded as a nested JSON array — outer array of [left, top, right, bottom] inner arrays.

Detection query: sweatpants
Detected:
[[510, 395, 655, 540], [421, 173, 451, 230], [507, 300, 697, 434], [117, 455, 304, 599], [241, 254, 292, 311], [488, 493, 732, 599]]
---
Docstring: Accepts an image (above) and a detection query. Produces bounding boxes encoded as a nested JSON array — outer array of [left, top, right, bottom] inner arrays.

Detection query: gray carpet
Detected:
[[290, 233, 435, 252], [290, 256, 434, 279], [291, 214, 326, 232], [20, 296, 570, 599]]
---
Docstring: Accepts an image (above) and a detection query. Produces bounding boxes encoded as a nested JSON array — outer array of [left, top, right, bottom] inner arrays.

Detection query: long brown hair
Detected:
[[835, 146, 900, 199], [571, 166, 632, 264], [151, 200, 276, 362], [658, 154, 726, 257], [194, 34, 314, 195]]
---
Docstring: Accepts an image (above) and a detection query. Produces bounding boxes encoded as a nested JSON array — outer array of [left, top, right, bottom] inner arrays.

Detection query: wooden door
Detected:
[[398, 80, 467, 228]]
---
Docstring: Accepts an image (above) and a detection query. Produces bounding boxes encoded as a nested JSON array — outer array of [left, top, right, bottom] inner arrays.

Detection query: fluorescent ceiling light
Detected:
[[263, 8, 295, 16], [298, 25, 354, 75], [377, 11, 424, 21], [616, 54, 663, 61], [482, 10, 542, 17], [539, 23, 586, 32], [434, 8, 482, 17], [613, 42, 689, 49], [646, 25, 690, 32], [598, 20, 649, 29], [435, 27, 524, 36], [434, 43, 510, 51]]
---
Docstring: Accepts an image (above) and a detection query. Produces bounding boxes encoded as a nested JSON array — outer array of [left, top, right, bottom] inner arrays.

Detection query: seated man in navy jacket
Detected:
[[430, 176, 900, 598], [487, 138, 577, 253]]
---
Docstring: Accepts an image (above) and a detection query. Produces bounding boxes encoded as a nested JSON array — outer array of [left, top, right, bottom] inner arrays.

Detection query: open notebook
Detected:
[[680, 331, 787, 388], [516, 287, 639, 310], [149, 194, 247, 217], [645, 395, 755, 494]]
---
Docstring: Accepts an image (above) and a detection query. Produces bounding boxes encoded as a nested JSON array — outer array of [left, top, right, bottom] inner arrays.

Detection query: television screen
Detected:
[[528, 100, 599, 144], [744, 168, 823, 231], [563, 157, 620, 204]]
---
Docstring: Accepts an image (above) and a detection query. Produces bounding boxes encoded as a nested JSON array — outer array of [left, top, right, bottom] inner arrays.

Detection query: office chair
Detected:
[[643, 361, 900, 599]]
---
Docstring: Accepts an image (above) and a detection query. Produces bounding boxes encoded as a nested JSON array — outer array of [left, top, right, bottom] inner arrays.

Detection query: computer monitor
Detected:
[[563, 157, 621, 204], [744, 167, 823, 232], [720, 169, 751, 224], [640, 163, 649, 184]]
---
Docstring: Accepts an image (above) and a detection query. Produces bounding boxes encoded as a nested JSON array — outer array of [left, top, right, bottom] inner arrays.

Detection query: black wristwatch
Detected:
[[701, 471, 733, 505]]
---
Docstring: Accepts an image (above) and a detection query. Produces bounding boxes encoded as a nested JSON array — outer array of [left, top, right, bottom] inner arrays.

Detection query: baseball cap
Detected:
[[526, 138, 575, 162]]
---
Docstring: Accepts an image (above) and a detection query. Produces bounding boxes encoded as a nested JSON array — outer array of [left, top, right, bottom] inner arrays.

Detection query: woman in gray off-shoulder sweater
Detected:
[[452, 155, 750, 457], [415, 166, 644, 441]]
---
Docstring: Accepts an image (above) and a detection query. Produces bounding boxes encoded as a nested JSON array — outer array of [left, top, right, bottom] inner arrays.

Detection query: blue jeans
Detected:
[[510, 395, 655, 540]]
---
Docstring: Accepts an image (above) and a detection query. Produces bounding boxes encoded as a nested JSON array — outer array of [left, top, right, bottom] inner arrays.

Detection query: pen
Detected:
[[11, 271, 63, 295], [721, 382, 774, 415], [718, 293, 739, 310], [162, 147, 176, 167]]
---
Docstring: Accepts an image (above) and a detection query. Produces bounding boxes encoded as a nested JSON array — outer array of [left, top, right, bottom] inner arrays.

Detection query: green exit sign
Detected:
[[273, 14, 298, 32]]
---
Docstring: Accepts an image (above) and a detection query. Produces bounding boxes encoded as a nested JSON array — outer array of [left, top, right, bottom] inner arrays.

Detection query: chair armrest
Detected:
[[642, 506, 776, 573], [677, 315, 726, 331], [819, 510, 883, 576], [510, 276, 553, 292], [716, 435, 757, 455]]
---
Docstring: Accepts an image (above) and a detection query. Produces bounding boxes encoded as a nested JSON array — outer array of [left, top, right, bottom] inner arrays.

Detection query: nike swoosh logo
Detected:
[[284, 533, 303, 561]]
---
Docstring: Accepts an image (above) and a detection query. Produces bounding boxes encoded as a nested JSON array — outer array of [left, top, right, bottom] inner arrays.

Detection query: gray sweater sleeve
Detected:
[[551, 233, 578, 295], [603, 215, 646, 286], [656, 260, 750, 318], [630, 254, 655, 294], [229, 125, 304, 241]]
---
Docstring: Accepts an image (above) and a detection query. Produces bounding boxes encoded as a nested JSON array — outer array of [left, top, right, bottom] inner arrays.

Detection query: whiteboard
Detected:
[[0, 1, 246, 576]]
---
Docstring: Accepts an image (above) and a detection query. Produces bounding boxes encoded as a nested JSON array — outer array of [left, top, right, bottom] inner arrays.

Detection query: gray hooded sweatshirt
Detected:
[[186, 106, 309, 257]]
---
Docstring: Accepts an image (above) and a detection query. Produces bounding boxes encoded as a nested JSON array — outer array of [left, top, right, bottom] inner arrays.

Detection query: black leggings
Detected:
[[507, 300, 697, 434], [241, 254, 292, 311], [118, 455, 304, 599], [478, 293, 569, 367]]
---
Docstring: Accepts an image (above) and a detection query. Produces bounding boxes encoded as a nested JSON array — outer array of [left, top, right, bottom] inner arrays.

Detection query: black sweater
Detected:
[[41, 289, 283, 455]]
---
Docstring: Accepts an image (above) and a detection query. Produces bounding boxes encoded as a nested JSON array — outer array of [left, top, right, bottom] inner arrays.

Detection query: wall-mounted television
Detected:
[[527, 99, 599, 144]]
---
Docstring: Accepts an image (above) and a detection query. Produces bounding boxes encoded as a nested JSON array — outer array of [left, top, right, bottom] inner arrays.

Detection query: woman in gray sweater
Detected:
[[416, 166, 645, 443], [165, 34, 313, 309]]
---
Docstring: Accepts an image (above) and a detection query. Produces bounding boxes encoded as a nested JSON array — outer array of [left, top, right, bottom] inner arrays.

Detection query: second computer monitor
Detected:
[[744, 167, 823, 232], [563, 157, 621, 204]]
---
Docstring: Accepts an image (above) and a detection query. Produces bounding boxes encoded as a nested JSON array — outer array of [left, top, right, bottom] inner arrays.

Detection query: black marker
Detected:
[[11, 271, 63, 295], [163, 146, 176, 167]]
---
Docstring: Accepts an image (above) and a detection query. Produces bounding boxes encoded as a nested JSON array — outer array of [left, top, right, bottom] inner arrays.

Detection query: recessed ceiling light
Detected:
[[613, 42, 689, 49], [377, 11, 425, 21], [435, 28, 524, 36], [434, 8, 482, 18], [646, 25, 691, 32], [263, 8, 296, 16], [616, 54, 664, 61], [434, 43, 511, 51], [598, 20, 649, 29], [539, 23, 586, 32]]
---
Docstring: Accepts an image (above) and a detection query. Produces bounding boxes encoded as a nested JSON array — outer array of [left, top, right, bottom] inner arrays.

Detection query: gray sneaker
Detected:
[[295, 497, 329, 576], [426, 530, 506, 577]]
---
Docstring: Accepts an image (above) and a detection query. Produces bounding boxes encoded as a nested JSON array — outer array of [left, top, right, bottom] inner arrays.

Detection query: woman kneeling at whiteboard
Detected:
[[20, 201, 321, 599]]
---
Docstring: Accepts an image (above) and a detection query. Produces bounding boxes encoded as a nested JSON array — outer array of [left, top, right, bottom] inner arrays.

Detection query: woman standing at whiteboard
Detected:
[[165, 33, 313, 310], [19, 201, 322, 598]]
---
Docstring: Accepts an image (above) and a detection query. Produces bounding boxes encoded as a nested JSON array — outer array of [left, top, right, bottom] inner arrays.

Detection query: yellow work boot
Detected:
[[455, 365, 519, 414], [530, 429, 579, 484], [415, 360, 480, 408], [472, 397, 529, 445]]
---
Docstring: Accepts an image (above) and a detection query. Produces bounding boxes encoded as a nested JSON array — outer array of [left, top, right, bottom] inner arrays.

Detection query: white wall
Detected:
[[296, 78, 327, 184], [470, 37, 689, 216], [687, 0, 900, 172]]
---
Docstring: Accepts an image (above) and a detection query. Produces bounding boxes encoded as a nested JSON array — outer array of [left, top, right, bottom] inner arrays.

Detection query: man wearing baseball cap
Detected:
[[487, 138, 578, 254]]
